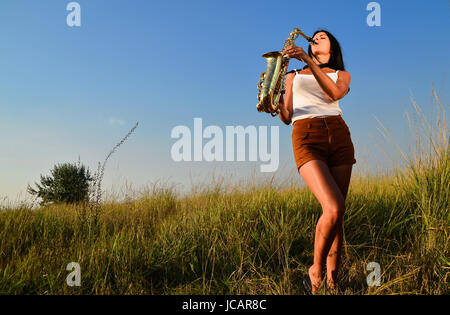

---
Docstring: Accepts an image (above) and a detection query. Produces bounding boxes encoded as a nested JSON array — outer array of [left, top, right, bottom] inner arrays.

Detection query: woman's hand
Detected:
[[282, 44, 309, 63]]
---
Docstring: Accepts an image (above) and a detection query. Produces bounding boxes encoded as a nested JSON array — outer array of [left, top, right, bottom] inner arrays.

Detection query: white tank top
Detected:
[[291, 70, 343, 125]]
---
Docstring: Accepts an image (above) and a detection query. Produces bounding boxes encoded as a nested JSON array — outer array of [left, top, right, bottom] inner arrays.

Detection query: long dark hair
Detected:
[[302, 29, 349, 93]]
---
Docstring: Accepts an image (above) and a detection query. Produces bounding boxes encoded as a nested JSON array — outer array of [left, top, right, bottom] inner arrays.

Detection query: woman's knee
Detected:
[[322, 201, 345, 223]]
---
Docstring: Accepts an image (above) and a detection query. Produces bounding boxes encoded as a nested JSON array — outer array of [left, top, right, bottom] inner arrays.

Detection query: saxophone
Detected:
[[256, 28, 314, 117]]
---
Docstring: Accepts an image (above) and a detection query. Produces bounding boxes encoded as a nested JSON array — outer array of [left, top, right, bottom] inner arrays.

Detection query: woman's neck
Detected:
[[302, 63, 330, 70], [312, 54, 330, 65], [302, 54, 331, 70]]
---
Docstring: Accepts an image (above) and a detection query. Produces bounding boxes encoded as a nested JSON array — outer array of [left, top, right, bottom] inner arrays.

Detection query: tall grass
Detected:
[[0, 90, 448, 295]]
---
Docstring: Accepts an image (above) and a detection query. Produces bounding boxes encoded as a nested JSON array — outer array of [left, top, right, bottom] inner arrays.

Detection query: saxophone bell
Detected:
[[256, 28, 310, 117], [256, 51, 285, 117]]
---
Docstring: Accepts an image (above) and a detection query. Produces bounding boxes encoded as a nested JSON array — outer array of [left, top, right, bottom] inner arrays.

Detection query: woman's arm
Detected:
[[278, 73, 294, 125], [307, 60, 351, 101]]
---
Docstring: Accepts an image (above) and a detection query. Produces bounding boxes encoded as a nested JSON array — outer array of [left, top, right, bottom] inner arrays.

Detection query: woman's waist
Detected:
[[292, 114, 345, 129], [291, 106, 343, 121]]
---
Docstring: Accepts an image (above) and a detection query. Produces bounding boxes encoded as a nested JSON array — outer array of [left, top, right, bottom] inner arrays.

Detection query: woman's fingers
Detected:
[[283, 45, 308, 61], [283, 46, 294, 53], [283, 50, 297, 58], [283, 46, 302, 56], [283, 45, 296, 53]]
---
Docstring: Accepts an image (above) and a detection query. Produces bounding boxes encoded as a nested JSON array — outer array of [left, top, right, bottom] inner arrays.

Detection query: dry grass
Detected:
[[0, 89, 448, 295]]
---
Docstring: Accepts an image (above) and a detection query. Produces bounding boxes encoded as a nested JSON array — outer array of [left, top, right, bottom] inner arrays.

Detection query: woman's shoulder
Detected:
[[336, 69, 349, 74], [336, 69, 350, 79]]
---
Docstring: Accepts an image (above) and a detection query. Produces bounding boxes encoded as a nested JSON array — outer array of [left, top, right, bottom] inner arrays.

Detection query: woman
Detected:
[[278, 29, 356, 294]]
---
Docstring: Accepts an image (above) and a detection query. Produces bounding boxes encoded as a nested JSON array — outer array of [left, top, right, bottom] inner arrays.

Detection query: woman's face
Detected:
[[311, 32, 331, 56]]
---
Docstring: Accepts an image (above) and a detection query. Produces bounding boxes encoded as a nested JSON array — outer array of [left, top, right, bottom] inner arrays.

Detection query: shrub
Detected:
[[27, 160, 94, 206]]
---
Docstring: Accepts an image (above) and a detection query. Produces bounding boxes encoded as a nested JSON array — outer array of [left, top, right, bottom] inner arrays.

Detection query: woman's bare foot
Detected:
[[327, 270, 337, 290], [308, 265, 322, 294], [327, 281, 336, 289]]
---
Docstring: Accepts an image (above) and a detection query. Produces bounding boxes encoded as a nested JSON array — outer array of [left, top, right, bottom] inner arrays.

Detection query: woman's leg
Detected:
[[326, 164, 353, 288], [325, 219, 343, 288], [299, 160, 346, 293]]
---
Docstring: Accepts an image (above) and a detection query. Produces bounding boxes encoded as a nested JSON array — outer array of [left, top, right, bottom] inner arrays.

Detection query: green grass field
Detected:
[[0, 92, 448, 295]]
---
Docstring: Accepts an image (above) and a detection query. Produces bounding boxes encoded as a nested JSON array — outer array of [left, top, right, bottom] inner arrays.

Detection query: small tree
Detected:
[[27, 160, 94, 206]]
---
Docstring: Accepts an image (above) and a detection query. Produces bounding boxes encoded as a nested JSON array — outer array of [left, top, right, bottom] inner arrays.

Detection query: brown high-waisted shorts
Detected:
[[292, 115, 356, 171]]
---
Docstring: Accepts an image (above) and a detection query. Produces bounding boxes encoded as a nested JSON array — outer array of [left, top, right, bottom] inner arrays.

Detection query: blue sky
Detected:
[[1, 0, 449, 203]]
